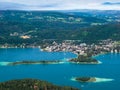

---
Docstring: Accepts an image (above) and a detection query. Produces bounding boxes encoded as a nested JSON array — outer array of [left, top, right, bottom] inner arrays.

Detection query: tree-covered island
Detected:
[[8, 60, 63, 66], [69, 55, 99, 64], [75, 77, 96, 82]]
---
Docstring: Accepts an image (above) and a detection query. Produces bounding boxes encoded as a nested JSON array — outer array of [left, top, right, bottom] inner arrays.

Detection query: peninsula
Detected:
[[42, 39, 120, 64]]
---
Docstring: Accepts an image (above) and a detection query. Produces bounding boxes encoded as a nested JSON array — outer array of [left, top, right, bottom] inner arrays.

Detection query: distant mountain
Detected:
[[0, 2, 59, 10], [103, 2, 120, 5], [61, 9, 120, 23], [0, 2, 27, 10], [61, 9, 120, 15]]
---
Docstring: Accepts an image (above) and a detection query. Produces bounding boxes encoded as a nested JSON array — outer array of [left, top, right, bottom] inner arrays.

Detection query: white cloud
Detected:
[[0, 0, 120, 10]]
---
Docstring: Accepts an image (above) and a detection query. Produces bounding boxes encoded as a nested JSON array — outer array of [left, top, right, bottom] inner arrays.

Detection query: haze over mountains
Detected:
[[0, 0, 120, 10], [0, 2, 25, 10]]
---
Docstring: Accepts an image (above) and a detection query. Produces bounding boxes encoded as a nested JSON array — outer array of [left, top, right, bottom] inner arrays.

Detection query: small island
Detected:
[[0, 79, 79, 90], [72, 77, 114, 83], [8, 60, 63, 66], [69, 55, 99, 64], [75, 77, 96, 82]]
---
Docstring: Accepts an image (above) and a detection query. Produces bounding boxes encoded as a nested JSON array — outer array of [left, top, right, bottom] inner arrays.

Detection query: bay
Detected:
[[0, 48, 120, 90]]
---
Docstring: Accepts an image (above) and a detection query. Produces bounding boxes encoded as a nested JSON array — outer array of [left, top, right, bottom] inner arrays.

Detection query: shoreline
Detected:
[[0, 48, 105, 65], [0, 47, 40, 49], [0, 47, 119, 65]]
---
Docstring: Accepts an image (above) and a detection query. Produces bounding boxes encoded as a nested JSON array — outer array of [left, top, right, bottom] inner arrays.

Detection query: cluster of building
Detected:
[[43, 40, 120, 56], [10, 32, 31, 39], [0, 39, 120, 56]]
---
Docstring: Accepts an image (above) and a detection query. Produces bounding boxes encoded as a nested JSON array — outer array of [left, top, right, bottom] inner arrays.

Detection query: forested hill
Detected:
[[0, 10, 106, 31], [0, 79, 78, 90], [0, 10, 120, 45]]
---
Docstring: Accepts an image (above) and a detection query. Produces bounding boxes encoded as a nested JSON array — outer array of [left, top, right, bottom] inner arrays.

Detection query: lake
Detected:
[[0, 48, 120, 90]]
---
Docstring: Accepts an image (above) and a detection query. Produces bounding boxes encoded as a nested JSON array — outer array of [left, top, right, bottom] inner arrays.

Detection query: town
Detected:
[[43, 39, 120, 56], [0, 39, 120, 57]]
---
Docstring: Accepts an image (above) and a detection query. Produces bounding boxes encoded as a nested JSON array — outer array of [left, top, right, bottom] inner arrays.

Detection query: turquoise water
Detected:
[[0, 48, 120, 90]]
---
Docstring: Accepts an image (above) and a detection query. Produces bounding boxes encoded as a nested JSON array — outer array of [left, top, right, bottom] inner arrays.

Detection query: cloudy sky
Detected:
[[0, 0, 120, 10]]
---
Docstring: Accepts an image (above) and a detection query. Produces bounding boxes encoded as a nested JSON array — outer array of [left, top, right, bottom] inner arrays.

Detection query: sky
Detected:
[[0, 0, 120, 10]]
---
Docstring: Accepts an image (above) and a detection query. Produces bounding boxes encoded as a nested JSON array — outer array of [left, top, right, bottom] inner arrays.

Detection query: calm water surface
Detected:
[[0, 48, 120, 90]]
